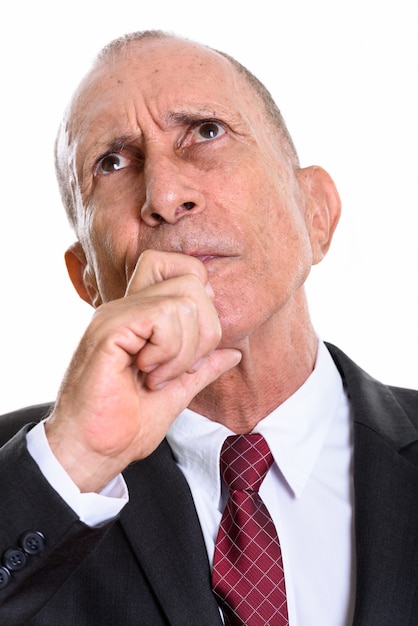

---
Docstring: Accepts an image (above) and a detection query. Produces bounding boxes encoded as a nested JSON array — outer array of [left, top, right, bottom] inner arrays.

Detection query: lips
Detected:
[[191, 254, 219, 263]]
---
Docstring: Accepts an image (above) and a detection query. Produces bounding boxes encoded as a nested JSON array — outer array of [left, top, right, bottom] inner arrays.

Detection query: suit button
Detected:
[[21, 531, 45, 555], [3, 548, 27, 571], [0, 566, 11, 589]]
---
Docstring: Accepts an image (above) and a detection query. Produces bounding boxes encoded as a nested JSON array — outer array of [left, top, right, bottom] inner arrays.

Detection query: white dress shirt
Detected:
[[167, 341, 355, 626], [27, 341, 355, 625]]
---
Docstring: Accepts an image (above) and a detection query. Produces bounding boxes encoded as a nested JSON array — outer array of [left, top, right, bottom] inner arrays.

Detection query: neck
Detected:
[[190, 291, 318, 433]]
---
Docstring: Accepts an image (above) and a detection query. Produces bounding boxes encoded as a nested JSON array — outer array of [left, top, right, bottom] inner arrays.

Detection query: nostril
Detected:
[[145, 202, 197, 225]]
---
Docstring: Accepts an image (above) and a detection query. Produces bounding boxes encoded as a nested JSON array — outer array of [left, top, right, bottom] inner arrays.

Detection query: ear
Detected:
[[64, 242, 102, 307], [296, 166, 341, 265]]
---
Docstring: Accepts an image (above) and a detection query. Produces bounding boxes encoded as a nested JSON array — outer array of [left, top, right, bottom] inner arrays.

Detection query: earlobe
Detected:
[[297, 166, 341, 265], [64, 242, 101, 307]]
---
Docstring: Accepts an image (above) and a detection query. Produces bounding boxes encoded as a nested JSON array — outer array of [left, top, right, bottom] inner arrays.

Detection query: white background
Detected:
[[0, 0, 417, 413]]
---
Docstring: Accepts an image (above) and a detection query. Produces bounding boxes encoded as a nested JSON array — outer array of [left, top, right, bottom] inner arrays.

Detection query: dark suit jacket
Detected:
[[0, 343, 417, 625]]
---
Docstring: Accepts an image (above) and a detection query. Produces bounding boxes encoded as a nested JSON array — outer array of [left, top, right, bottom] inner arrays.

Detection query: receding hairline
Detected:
[[96, 29, 299, 163]]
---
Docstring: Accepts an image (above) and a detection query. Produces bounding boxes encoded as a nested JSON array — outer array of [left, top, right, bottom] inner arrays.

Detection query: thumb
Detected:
[[151, 348, 242, 399], [186, 348, 242, 393]]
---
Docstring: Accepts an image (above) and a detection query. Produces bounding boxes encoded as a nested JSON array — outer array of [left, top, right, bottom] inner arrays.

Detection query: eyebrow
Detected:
[[165, 108, 222, 126], [94, 110, 217, 155], [94, 134, 140, 157], [89, 106, 237, 162]]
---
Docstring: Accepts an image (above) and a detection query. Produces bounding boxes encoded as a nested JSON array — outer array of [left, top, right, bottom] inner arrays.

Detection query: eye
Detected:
[[194, 121, 225, 143], [95, 153, 131, 175]]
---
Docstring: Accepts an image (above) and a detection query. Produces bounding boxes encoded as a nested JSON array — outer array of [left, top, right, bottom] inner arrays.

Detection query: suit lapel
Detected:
[[327, 343, 418, 625], [352, 421, 418, 624], [120, 440, 223, 626]]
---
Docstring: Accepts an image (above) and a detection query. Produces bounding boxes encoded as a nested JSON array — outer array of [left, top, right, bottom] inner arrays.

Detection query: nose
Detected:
[[140, 154, 205, 226]]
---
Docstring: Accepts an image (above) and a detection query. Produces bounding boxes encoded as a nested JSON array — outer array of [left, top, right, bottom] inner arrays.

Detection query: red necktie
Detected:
[[212, 434, 288, 625]]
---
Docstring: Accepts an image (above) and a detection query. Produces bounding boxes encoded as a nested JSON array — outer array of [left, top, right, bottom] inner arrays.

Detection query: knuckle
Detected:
[[178, 294, 199, 317], [207, 318, 222, 344], [155, 296, 182, 320], [137, 248, 158, 267]]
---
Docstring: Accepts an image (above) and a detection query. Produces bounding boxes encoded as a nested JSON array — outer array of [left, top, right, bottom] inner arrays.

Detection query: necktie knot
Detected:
[[220, 433, 274, 493]]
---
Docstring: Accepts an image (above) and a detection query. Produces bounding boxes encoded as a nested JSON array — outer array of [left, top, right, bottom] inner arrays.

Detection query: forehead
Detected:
[[68, 38, 259, 140]]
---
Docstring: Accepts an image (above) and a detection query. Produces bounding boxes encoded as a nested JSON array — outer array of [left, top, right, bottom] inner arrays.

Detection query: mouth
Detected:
[[191, 253, 220, 264]]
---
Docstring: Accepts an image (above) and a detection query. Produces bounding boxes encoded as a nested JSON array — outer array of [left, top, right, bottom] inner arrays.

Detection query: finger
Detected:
[[152, 348, 242, 396], [124, 349, 243, 465], [126, 250, 209, 295], [97, 274, 213, 360], [135, 296, 199, 374], [139, 294, 222, 386]]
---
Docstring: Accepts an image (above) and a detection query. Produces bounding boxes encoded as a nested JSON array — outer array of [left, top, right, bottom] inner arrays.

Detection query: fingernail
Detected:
[[153, 379, 170, 391], [188, 358, 205, 373]]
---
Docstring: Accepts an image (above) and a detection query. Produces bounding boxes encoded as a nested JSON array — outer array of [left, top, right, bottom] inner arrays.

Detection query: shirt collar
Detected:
[[254, 341, 344, 496], [166, 340, 344, 503]]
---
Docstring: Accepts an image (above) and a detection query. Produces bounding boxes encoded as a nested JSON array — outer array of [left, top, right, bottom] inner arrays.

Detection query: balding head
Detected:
[[55, 30, 299, 229]]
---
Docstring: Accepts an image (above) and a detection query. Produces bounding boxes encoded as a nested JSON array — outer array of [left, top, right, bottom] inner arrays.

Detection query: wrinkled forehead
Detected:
[[65, 37, 258, 142]]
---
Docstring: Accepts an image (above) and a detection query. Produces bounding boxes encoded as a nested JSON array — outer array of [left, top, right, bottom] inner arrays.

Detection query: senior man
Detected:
[[1, 30, 417, 626]]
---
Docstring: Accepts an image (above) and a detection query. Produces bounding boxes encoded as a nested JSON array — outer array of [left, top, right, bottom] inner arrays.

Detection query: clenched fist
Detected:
[[45, 250, 241, 492]]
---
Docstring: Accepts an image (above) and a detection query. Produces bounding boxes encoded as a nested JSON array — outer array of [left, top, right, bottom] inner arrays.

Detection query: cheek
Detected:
[[213, 205, 313, 335], [83, 210, 142, 302], [245, 184, 313, 267], [264, 211, 313, 293]]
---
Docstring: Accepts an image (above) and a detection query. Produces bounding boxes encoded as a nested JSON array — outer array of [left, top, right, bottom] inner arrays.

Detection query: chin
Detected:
[[217, 312, 250, 349]]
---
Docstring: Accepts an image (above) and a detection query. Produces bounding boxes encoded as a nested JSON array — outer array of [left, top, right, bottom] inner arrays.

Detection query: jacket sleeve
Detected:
[[0, 426, 112, 623]]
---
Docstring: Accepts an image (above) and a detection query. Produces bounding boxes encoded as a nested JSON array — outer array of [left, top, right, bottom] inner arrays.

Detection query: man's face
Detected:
[[63, 38, 320, 347]]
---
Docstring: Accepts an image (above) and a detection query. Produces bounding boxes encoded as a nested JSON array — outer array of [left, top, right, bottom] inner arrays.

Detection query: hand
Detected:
[[45, 250, 241, 492]]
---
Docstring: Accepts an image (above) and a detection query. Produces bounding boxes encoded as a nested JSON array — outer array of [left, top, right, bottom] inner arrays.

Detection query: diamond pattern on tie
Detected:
[[212, 434, 288, 625]]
